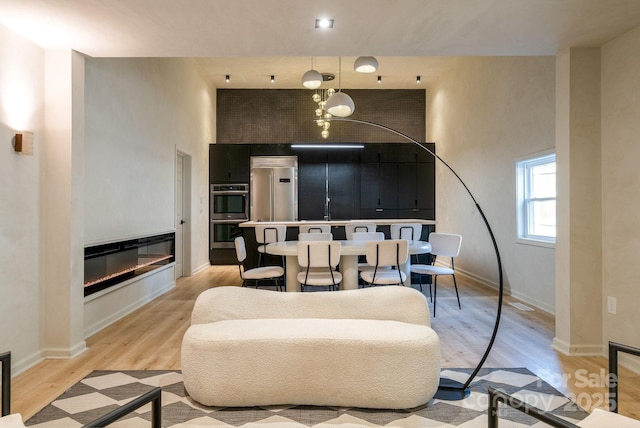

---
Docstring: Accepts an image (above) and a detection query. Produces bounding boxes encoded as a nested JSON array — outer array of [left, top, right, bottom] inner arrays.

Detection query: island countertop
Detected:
[[239, 219, 436, 227]]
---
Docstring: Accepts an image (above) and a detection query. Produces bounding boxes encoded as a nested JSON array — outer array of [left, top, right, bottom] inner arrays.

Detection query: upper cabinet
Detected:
[[359, 143, 400, 163], [359, 143, 435, 220], [397, 142, 435, 219], [209, 144, 250, 183]]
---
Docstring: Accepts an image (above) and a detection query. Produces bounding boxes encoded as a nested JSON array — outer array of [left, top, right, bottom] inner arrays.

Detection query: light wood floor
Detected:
[[12, 265, 640, 421]]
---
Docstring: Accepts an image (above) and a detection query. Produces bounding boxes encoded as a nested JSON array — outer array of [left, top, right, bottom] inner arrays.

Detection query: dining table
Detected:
[[265, 239, 432, 292]]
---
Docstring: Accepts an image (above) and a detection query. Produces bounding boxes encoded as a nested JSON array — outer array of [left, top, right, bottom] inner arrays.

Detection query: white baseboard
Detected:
[[454, 266, 555, 315], [84, 265, 176, 338], [11, 350, 44, 377], [16, 341, 89, 378], [191, 262, 211, 276], [508, 289, 555, 315], [454, 266, 499, 291], [41, 341, 88, 360], [552, 337, 603, 356]]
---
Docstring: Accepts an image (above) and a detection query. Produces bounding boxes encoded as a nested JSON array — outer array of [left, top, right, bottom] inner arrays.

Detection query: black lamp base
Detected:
[[434, 377, 471, 401]]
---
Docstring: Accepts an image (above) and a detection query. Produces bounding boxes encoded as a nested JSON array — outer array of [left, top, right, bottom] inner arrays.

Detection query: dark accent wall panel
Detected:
[[217, 89, 425, 144]]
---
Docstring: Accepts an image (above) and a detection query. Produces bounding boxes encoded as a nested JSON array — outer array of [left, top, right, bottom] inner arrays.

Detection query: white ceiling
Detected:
[[2, 0, 640, 88]]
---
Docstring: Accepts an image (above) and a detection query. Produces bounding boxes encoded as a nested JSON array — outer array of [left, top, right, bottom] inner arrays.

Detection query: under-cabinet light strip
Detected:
[[291, 144, 364, 149]]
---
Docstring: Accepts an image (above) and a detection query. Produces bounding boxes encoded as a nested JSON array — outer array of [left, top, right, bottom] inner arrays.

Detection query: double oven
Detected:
[[210, 184, 249, 249]]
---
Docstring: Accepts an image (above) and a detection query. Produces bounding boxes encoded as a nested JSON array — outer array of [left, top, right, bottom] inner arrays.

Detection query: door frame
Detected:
[[176, 151, 192, 277]]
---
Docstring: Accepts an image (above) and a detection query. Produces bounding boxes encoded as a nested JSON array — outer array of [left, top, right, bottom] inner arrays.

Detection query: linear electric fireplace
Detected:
[[84, 233, 175, 297]]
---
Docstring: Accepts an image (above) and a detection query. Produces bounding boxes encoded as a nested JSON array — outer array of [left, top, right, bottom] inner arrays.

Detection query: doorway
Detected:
[[176, 152, 192, 278]]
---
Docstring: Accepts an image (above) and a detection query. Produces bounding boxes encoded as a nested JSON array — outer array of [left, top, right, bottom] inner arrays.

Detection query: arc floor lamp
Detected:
[[327, 117, 504, 401]]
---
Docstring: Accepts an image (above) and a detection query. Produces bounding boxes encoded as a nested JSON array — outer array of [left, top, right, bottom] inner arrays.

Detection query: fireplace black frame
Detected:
[[84, 233, 175, 297]]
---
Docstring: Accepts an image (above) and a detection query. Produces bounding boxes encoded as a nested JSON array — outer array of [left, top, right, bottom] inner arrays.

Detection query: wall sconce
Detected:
[[14, 132, 33, 155]]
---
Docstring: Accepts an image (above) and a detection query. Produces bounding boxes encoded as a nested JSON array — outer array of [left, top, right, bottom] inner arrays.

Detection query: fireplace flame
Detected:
[[84, 254, 173, 287]]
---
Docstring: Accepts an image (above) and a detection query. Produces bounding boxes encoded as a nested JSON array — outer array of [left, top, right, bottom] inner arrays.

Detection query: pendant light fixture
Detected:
[[325, 57, 355, 117], [301, 57, 323, 89], [354, 56, 378, 73]]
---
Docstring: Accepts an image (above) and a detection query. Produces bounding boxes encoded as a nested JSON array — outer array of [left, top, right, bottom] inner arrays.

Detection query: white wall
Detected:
[[83, 57, 214, 334], [41, 50, 87, 359], [0, 24, 216, 371], [601, 26, 640, 364], [553, 48, 603, 355], [426, 56, 557, 312], [84, 56, 213, 270], [0, 24, 46, 371]]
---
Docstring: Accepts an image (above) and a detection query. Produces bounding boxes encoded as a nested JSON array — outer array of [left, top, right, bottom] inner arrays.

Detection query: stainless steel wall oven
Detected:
[[210, 184, 249, 249], [211, 183, 249, 221]]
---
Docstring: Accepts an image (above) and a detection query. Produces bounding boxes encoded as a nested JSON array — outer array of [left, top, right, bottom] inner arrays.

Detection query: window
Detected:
[[516, 153, 556, 245]]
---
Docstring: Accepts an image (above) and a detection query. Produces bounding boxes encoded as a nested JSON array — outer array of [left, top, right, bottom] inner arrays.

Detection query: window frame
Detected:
[[516, 151, 556, 248]]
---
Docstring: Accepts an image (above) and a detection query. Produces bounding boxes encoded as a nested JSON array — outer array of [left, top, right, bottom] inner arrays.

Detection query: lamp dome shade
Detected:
[[301, 69, 323, 89], [354, 56, 378, 73], [325, 91, 355, 117]]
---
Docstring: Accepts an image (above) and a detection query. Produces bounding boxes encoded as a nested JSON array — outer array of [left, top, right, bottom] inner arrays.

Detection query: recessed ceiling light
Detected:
[[315, 18, 334, 29]]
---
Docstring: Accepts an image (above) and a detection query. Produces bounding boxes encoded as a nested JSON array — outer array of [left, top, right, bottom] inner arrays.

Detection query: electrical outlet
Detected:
[[607, 296, 617, 314]]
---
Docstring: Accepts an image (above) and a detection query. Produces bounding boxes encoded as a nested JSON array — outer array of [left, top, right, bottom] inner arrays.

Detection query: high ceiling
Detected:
[[2, 0, 640, 88]]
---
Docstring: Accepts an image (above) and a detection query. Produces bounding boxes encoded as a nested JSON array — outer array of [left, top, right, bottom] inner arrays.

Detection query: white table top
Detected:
[[240, 219, 436, 228], [266, 240, 432, 256]]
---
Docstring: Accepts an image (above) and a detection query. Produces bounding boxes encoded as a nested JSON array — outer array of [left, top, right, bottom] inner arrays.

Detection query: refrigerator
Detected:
[[250, 156, 298, 222]]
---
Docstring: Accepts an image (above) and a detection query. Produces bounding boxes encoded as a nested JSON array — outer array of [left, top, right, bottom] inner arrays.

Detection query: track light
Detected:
[[225, 75, 230, 83], [315, 18, 334, 29], [354, 56, 378, 73]]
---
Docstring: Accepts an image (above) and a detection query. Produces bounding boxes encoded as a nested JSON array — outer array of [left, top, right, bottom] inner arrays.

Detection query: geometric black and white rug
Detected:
[[25, 368, 589, 427]]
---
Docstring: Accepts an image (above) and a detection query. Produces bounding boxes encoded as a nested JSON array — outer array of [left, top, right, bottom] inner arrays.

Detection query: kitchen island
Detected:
[[239, 219, 436, 228]]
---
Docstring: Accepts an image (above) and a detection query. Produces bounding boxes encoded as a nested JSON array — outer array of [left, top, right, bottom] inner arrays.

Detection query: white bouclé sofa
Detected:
[[181, 286, 440, 409]]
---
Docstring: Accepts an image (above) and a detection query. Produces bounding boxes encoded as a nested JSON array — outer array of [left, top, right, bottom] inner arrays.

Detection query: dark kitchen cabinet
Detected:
[[297, 150, 328, 220], [359, 143, 399, 163], [209, 144, 250, 183], [209, 143, 434, 224], [249, 144, 292, 157], [397, 145, 436, 220], [327, 150, 359, 220], [359, 143, 435, 220], [359, 161, 399, 218], [296, 148, 359, 220]]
